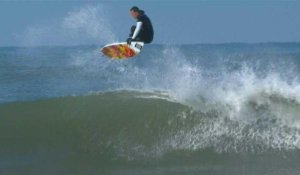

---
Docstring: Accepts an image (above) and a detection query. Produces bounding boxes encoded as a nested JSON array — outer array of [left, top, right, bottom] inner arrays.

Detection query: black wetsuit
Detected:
[[129, 11, 154, 44]]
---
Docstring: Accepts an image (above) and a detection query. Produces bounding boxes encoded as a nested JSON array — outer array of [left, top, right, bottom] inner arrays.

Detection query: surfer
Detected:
[[127, 6, 154, 45]]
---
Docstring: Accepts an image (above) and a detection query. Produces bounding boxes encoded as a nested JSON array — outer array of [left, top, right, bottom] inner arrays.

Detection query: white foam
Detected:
[[133, 45, 300, 153]]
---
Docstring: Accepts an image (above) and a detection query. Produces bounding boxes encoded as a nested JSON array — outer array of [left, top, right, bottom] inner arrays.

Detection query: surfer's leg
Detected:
[[129, 26, 136, 37], [129, 25, 143, 42]]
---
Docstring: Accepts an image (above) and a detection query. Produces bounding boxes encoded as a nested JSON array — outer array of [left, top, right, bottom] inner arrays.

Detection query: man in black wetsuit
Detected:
[[127, 6, 154, 45]]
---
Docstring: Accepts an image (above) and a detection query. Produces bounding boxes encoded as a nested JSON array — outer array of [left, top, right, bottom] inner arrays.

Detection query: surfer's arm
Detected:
[[132, 21, 143, 39]]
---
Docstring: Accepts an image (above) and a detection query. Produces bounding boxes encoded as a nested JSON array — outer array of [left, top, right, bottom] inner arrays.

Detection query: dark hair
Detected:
[[130, 6, 139, 12]]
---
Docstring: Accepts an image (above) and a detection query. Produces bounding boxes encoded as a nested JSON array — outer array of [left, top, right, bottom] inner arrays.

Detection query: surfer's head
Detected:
[[130, 6, 140, 19]]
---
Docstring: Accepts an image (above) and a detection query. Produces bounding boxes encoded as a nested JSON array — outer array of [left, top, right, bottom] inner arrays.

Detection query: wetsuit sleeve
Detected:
[[132, 21, 143, 40]]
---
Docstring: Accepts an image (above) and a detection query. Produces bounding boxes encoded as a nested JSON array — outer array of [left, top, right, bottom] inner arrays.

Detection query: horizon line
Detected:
[[1, 41, 300, 48]]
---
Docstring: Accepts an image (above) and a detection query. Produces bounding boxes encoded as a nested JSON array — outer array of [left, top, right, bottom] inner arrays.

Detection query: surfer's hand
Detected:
[[127, 38, 132, 45]]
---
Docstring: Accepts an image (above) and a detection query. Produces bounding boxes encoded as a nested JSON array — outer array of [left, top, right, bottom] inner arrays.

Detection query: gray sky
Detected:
[[1, 0, 300, 46]]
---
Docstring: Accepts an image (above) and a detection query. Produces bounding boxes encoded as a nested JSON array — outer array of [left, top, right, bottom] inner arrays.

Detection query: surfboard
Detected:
[[100, 42, 144, 59]]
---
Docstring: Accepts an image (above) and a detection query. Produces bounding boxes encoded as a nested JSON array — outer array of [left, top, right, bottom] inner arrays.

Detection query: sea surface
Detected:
[[1, 43, 300, 174]]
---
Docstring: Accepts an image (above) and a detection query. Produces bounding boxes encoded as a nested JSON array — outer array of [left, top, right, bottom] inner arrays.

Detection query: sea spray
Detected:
[[17, 4, 116, 46]]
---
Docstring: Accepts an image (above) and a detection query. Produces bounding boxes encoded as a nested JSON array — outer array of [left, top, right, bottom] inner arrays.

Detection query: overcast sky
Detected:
[[1, 0, 300, 46]]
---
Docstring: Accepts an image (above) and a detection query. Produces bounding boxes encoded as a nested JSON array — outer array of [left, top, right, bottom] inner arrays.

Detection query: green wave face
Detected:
[[0, 91, 191, 163]]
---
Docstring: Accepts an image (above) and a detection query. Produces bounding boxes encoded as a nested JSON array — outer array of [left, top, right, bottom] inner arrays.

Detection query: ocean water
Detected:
[[1, 43, 300, 174]]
